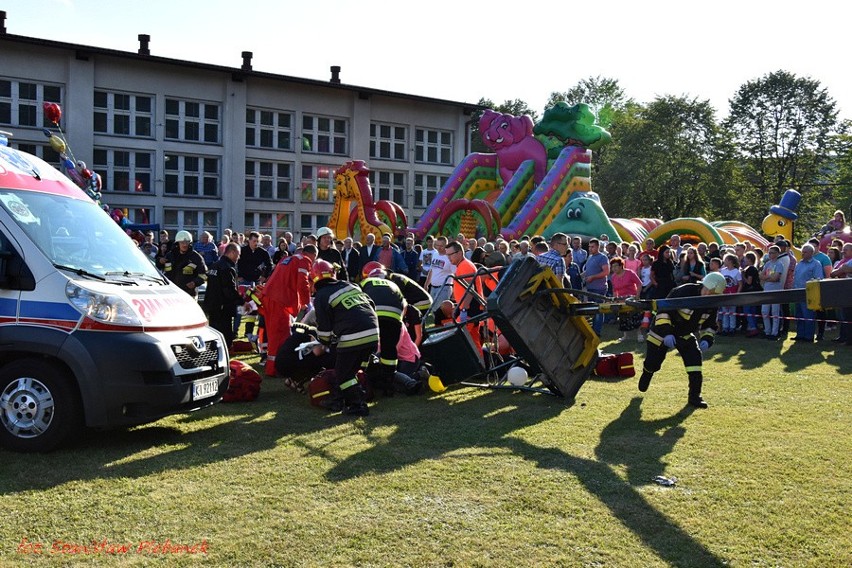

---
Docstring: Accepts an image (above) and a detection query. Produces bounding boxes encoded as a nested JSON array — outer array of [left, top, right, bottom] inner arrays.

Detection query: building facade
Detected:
[[0, 21, 477, 241]]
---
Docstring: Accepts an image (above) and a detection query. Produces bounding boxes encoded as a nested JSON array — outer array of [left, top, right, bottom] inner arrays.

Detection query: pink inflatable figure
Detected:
[[479, 109, 548, 188]]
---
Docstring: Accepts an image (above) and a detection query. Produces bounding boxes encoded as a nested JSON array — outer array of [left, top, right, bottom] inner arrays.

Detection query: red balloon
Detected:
[[80, 168, 93, 180], [43, 102, 62, 125]]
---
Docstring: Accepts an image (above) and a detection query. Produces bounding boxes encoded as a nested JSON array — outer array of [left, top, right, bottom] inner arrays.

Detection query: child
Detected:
[[638, 253, 653, 299], [740, 251, 762, 336], [719, 254, 742, 334]]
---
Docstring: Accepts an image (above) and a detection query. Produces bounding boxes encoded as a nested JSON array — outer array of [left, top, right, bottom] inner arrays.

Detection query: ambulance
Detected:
[[0, 141, 229, 452]]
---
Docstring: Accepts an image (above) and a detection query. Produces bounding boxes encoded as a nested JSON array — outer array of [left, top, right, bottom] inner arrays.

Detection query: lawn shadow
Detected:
[[323, 391, 724, 567], [0, 388, 332, 495], [778, 341, 847, 372], [594, 396, 691, 485]]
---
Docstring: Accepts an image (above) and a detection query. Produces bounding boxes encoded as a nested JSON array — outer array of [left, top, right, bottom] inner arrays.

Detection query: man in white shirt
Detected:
[[424, 236, 455, 312]]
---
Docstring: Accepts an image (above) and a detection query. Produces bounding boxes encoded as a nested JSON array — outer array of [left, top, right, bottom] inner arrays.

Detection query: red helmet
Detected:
[[361, 261, 385, 280], [311, 259, 336, 284]]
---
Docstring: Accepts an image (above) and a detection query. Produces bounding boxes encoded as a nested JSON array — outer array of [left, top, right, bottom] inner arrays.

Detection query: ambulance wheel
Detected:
[[0, 360, 82, 453]]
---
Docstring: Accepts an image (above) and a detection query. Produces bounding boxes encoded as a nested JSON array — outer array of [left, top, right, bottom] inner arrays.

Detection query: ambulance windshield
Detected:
[[0, 189, 163, 280]]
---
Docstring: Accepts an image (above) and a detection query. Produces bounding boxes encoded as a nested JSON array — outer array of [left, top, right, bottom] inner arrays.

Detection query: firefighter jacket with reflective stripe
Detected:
[[648, 283, 718, 348], [314, 280, 379, 351], [361, 277, 407, 321]]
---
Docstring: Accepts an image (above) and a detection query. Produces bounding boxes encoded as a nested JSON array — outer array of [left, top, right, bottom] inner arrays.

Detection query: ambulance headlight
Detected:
[[66, 281, 142, 326]]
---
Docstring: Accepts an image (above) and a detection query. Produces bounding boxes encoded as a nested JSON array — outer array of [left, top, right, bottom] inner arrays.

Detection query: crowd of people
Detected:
[[139, 213, 851, 416]]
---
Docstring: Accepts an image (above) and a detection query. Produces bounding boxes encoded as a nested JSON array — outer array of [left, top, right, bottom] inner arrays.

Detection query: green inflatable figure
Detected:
[[534, 102, 612, 157], [543, 196, 622, 243]]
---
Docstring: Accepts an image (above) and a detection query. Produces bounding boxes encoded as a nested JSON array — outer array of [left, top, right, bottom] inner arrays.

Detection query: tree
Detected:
[[724, 70, 840, 236], [469, 98, 539, 154], [595, 96, 727, 221]]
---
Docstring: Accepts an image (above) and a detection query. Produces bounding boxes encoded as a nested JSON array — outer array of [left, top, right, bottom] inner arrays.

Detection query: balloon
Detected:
[[48, 134, 66, 154], [80, 168, 93, 180], [507, 366, 528, 386], [43, 102, 62, 125]]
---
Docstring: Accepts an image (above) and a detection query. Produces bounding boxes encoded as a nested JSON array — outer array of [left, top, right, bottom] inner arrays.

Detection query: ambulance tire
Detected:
[[0, 359, 82, 453]]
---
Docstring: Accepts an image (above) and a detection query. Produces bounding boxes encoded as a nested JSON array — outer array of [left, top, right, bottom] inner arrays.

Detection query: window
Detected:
[[244, 211, 291, 239], [415, 128, 453, 165], [0, 78, 62, 128], [247, 212, 274, 233], [300, 164, 334, 202], [164, 208, 219, 236], [246, 108, 292, 150], [92, 148, 153, 193], [299, 214, 330, 236], [368, 170, 406, 206], [10, 143, 61, 166], [245, 160, 292, 200], [301, 114, 347, 155], [164, 154, 219, 197], [93, 91, 153, 137], [370, 123, 408, 161], [414, 173, 448, 208], [105, 206, 154, 225], [165, 98, 220, 143]]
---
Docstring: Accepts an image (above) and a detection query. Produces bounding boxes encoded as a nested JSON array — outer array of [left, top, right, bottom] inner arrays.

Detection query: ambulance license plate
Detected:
[[192, 378, 219, 400]]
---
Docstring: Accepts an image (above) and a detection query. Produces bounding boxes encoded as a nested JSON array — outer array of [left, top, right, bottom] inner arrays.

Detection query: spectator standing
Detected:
[[582, 238, 610, 337], [741, 251, 762, 336], [791, 244, 823, 342], [193, 231, 219, 267], [718, 254, 743, 335], [341, 237, 361, 281], [402, 237, 420, 280], [536, 233, 569, 281], [139, 231, 158, 261], [571, 237, 587, 269], [760, 245, 785, 340]]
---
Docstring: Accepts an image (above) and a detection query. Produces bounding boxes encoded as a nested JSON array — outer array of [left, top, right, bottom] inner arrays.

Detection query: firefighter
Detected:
[[312, 259, 379, 416], [361, 261, 432, 315], [259, 244, 316, 376], [360, 264, 407, 394], [163, 230, 207, 298], [639, 272, 726, 409]]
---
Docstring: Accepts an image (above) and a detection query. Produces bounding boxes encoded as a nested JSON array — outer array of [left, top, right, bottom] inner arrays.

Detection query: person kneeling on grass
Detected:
[[638, 272, 726, 409]]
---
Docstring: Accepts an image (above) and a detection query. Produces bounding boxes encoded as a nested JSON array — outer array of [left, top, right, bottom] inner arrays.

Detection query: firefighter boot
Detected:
[[688, 372, 708, 409], [340, 379, 369, 417], [638, 370, 654, 392]]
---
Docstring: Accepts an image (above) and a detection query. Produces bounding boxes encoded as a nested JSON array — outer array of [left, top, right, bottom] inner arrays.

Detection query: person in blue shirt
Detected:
[[571, 236, 587, 270], [791, 244, 824, 342], [582, 238, 610, 337]]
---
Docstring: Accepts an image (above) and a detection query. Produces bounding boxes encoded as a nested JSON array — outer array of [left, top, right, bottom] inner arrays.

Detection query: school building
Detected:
[[0, 11, 478, 240]]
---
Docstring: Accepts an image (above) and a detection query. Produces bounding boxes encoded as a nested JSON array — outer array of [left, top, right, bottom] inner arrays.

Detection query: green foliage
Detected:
[[724, 70, 842, 238], [596, 96, 725, 220]]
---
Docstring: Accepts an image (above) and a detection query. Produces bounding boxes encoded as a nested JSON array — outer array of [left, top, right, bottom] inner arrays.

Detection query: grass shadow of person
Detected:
[[594, 396, 691, 486]]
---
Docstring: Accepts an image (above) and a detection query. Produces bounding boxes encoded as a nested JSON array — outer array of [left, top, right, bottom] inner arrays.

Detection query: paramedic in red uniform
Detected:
[[260, 244, 316, 376]]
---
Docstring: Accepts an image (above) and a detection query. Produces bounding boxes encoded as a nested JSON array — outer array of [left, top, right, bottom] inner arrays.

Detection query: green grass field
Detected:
[[1, 329, 849, 567]]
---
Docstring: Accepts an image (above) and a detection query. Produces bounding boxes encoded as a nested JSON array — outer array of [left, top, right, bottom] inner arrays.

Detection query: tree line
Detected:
[[473, 71, 852, 242]]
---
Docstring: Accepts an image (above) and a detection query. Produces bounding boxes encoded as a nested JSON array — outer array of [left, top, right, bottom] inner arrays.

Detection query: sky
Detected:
[[4, 0, 851, 119]]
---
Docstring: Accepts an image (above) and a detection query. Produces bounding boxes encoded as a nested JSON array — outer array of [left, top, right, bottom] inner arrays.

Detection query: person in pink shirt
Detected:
[[610, 257, 643, 342], [623, 244, 641, 274]]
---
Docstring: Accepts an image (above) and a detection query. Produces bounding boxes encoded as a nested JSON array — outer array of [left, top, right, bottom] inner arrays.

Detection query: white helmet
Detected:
[[175, 230, 193, 243], [316, 227, 334, 239], [701, 272, 726, 294]]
